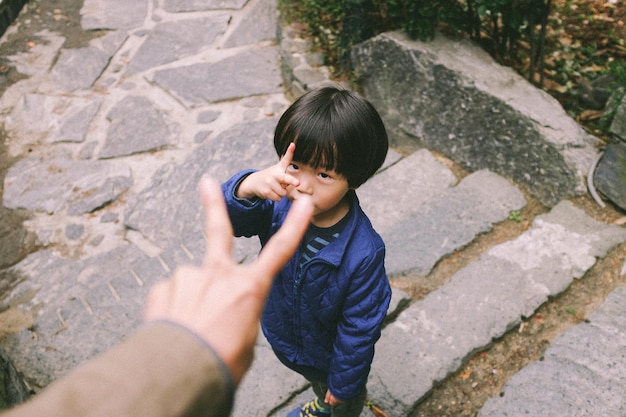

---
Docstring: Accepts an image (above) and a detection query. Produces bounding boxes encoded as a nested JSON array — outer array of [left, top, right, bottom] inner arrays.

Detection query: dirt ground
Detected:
[[0, 1, 625, 416]]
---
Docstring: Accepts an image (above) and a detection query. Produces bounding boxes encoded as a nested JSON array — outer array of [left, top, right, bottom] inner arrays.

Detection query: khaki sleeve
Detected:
[[2, 323, 234, 417]]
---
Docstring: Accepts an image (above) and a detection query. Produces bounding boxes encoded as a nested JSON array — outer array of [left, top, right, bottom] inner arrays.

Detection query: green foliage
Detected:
[[278, 0, 551, 79], [508, 210, 524, 223]]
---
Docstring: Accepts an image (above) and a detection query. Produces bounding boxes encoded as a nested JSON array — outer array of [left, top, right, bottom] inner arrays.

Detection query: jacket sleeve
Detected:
[[221, 170, 274, 239], [328, 246, 391, 401], [2, 323, 235, 417]]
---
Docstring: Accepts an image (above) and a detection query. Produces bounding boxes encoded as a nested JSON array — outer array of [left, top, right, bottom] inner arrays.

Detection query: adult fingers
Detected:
[[199, 177, 233, 266], [254, 195, 313, 287], [143, 279, 171, 320]]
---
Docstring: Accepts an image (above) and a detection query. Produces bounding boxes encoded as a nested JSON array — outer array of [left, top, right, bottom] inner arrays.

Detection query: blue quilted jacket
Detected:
[[222, 170, 391, 401]]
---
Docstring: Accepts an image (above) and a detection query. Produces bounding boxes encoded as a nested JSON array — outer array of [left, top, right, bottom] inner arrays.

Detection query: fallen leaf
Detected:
[[579, 110, 603, 121], [460, 367, 472, 380], [614, 216, 626, 225], [366, 402, 388, 417]]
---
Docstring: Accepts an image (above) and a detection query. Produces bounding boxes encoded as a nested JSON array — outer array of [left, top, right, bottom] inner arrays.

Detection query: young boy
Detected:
[[221, 87, 391, 417]]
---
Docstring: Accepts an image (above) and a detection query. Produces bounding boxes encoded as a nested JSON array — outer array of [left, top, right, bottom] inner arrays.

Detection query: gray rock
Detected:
[[367, 201, 626, 416], [0, 349, 30, 408], [610, 93, 626, 141], [162, 0, 248, 12], [128, 15, 230, 73], [65, 224, 85, 240], [577, 73, 615, 110], [89, 30, 128, 57], [383, 169, 526, 276], [351, 32, 600, 207], [99, 96, 179, 159], [1, 246, 156, 386], [223, 0, 277, 48], [359, 149, 458, 234], [152, 46, 282, 105], [197, 110, 221, 124], [478, 285, 626, 417], [3, 156, 131, 215], [593, 142, 626, 211], [81, 0, 147, 30], [100, 212, 119, 223], [51, 47, 110, 92], [7, 95, 100, 146], [194, 131, 211, 143], [124, 118, 278, 255], [5, 95, 68, 145], [48, 99, 102, 143]]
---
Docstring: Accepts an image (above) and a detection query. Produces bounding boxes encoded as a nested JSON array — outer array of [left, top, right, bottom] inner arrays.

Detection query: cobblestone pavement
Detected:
[[0, 1, 625, 416]]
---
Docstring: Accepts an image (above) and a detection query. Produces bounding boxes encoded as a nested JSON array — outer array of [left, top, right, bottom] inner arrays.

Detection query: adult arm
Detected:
[[3, 324, 233, 417]]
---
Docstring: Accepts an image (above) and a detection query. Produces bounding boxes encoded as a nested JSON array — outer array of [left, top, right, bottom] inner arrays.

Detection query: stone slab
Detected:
[[4, 94, 102, 147], [358, 149, 458, 234], [367, 201, 626, 416], [223, 0, 277, 48], [128, 15, 230, 73], [124, 118, 278, 254], [478, 284, 626, 417], [0, 244, 158, 386], [51, 47, 110, 92], [48, 98, 102, 144], [4, 93, 50, 142], [81, 0, 147, 31], [383, 169, 526, 276], [99, 95, 179, 159], [3, 156, 131, 215], [152, 46, 282, 105]]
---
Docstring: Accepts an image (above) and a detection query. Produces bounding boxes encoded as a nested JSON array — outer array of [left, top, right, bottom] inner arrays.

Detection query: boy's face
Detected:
[[285, 161, 351, 227]]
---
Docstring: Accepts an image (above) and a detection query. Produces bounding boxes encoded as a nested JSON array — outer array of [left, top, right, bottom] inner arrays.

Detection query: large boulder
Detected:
[[351, 32, 600, 207]]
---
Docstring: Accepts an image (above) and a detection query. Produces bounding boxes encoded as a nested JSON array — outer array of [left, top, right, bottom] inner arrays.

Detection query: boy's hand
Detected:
[[325, 390, 343, 407], [236, 142, 300, 201]]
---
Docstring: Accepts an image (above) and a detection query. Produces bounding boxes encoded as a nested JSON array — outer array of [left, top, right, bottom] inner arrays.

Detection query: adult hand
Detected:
[[144, 177, 313, 384], [235, 142, 300, 201]]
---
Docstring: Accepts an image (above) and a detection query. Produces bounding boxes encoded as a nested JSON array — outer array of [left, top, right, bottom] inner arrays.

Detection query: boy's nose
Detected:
[[296, 176, 313, 195]]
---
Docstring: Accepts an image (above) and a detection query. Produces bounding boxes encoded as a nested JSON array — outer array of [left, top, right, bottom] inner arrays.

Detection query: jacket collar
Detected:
[[304, 190, 362, 267]]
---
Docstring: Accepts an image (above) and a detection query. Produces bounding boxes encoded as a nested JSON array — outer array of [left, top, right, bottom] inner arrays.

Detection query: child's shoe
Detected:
[[286, 398, 331, 416]]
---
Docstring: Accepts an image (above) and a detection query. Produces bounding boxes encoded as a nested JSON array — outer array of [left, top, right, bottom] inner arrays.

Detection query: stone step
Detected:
[[360, 149, 527, 277], [478, 284, 626, 417], [366, 201, 626, 416]]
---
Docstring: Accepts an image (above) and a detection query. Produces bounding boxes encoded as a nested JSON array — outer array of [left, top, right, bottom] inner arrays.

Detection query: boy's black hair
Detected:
[[274, 87, 388, 189]]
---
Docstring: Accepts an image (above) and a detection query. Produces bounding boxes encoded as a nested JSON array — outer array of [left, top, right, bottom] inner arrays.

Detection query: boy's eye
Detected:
[[319, 172, 331, 179], [290, 163, 299, 170]]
